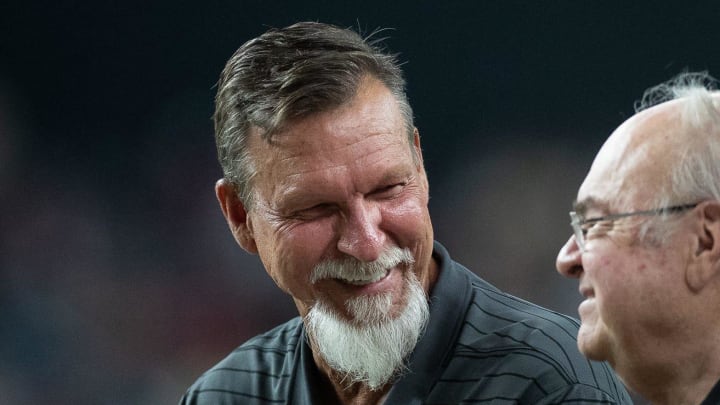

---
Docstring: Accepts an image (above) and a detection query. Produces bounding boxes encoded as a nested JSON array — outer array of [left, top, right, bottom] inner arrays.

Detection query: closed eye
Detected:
[[291, 203, 336, 220], [372, 183, 406, 199]]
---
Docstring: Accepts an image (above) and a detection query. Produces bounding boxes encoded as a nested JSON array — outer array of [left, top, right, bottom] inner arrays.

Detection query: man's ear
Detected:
[[215, 179, 258, 254], [687, 201, 720, 292], [412, 128, 430, 191], [412, 128, 424, 167]]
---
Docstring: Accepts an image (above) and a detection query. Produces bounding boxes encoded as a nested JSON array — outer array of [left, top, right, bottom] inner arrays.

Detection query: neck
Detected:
[[619, 351, 720, 405], [630, 376, 715, 405], [311, 348, 392, 405], [613, 289, 720, 405]]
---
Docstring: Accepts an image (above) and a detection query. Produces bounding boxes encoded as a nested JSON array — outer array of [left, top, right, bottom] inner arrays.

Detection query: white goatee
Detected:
[[304, 247, 430, 390]]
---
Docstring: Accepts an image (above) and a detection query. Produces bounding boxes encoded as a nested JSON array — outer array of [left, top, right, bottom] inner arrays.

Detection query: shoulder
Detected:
[[179, 318, 303, 405], [443, 275, 630, 402], [448, 261, 584, 351], [466, 275, 582, 347]]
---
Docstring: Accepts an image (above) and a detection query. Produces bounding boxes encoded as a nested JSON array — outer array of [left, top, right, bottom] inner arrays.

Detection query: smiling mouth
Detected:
[[337, 269, 390, 286], [579, 286, 594, 298]]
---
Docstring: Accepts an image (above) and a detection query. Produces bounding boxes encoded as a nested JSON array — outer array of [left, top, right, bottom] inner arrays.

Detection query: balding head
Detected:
[[578, 73, 720, 240], [580, 98, 699, 211]]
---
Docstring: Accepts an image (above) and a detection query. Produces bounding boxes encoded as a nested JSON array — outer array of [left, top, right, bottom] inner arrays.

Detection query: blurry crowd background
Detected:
[[2, 1, 720, 404]]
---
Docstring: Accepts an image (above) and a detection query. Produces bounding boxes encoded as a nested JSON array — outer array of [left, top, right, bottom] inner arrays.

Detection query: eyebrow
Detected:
[[572, 197, 610, 216]]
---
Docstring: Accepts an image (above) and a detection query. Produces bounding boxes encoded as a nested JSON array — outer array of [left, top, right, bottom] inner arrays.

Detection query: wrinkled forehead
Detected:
[[577, 99, 688, 212]]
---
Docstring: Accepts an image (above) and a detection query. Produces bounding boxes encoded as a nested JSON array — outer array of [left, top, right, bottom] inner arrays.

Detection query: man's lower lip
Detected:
[[578, 297, 595, 315]]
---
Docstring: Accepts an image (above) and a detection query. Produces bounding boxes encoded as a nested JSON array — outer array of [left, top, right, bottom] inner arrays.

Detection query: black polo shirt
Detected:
[[181, 241, 631, 404]]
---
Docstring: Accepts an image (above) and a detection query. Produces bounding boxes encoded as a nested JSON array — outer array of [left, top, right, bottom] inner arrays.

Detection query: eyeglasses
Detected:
[[569, 203, 699, 251]]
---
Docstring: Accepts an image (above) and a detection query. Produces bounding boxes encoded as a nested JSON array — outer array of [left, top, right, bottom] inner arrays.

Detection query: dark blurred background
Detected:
[[2, 1, 719, 403]]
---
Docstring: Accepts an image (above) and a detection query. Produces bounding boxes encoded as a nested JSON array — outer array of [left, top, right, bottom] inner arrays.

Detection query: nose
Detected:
[[556, 235, 583, 278], [337, 200, 386, 262]]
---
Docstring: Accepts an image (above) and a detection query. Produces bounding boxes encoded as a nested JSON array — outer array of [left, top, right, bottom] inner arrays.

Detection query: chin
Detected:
[[577, 332, 611, 363], [578, 342, 602, 361]]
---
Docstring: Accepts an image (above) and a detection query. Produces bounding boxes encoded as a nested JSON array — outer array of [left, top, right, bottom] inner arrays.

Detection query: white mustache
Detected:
[[310, 247, 415, 284]]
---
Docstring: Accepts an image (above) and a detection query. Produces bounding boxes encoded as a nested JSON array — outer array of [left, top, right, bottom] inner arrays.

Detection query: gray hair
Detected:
[[633, 72, 720, 243], [213, 22, 415, 208]]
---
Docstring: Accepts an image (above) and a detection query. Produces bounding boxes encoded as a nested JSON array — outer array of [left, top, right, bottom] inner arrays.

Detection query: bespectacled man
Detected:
[[557, 72, 720, 405]]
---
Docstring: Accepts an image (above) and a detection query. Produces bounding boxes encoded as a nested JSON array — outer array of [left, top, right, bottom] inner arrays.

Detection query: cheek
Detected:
[[585, 253, 657, 320], [256, 220, 336, 297], [382, 195, 432, 239], [282, 220, 335, 253], [584, 254, 630, 303]]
